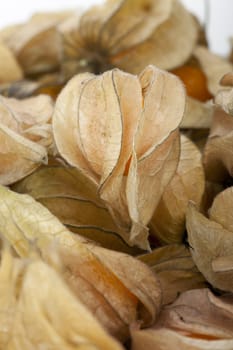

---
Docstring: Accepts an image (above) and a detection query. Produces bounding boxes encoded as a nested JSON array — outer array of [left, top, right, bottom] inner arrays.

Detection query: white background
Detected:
[[0, 0, 232, 56]]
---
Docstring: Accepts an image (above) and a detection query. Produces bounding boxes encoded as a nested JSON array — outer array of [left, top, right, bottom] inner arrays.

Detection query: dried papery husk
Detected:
[[0, 42, 23, 84], [131, 288, 233, 350], [186, 187, 233, 292], [0, 72, 64, 99], [182, 129, 209, 153], [0, 248, 124, 350], [158, 289, 233, 338], [180, 96, 213, 129], [0, 23, 23, 42], [0, 95, 54, 146], [220, 73, 233, 87], [58, 12, 82, 33], [89, 0, 173, 54], [12, 165, 143, 255], [193, 16, 208, 47], [0, 94, 55, 185], [62, 0, 198, 78], [193, 46, 233, 96], [0, 246, 20, 347], [53, 65, 185, 249], [0, 80, 41, 99], [3, 12, 71, 77], [131, 328, 233, 350], [203, 108, 233, 182], [62, 0, 172, 76], [215, 89, 233, 116], [139, 244, 206, 305], [209, 187, 233, 235], [215, 73, 233, 116], [0, 125, 47, 186], [114, 0, 197, 73], [200, 181, 224, 216], [150, 135, 205, 244], [0, 185, 161, 341], [30, 10, 74, 23]]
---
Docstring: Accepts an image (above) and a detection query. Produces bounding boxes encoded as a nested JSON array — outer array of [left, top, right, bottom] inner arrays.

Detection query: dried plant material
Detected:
[[0, 23, 23, 43], [0, 80, 41, 99], [3, 13, 70, 77], [194, 16, 208, 47], [13, 165, 142, 255], [0, 124, 47, 186], [62, 0, 198, 77], [58, 12, 82, 33], [150, 135, 205, 244], [220, 73, 233, 87], [0, 246, 19, 347], [53, 66, 185, 249], [0, 42, 23, 83], [209, 187, 233, 237], [182, 129, 209, 153], [201, 181, 224, 215], [193, 46, 233, 95], [186, 187, 233, 292], [30, 10, 74, 23], [203, 108, 233, 182], [0, 248, 124, 350], [131, 289, 233, 350], [0, 94, 54, 146], [139, 244, 206, 305], [0, 94, 54, 185], [215, 73, 233, 116], [215, 90, 233, 116], [0, 73, 64, 99], [0, 185, 161, 341], [158, 288, 233, 338], [180, 96, 213, 129]]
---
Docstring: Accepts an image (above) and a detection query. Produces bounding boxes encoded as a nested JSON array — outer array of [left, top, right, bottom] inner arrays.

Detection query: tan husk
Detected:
[[150, 135, 205, 244], [0, 94, 55, 185], [3, 12, 71, 77], [201, 180, 224, 215], [158, 288, 233, 338], [62, 0, 198, 77], [216, 92, 233, 116], [0, 185, 161, 341], [203, 108, 233, 182], [215, 73, 233, 116], [193, 46, 233, 95], [220, 72, 233, 87], [181, 129, 209, 153], [0, 23, 23, 43], [113, 0, 198, 73], [131, 288, 233, 350], [0, 247, 124, 350], [0, 72, 64, 100], [0, 80, 41, 99], [0, 42, 23, 83], [180, 96, 214, 129], [53, 65, 185, 249], [139, 244, 206, 305], [186, 187, 233, 292], [12, 165, 143, 255]]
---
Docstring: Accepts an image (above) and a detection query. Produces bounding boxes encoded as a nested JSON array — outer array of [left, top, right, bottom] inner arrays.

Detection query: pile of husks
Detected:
[[0, 0, 233, 349]]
